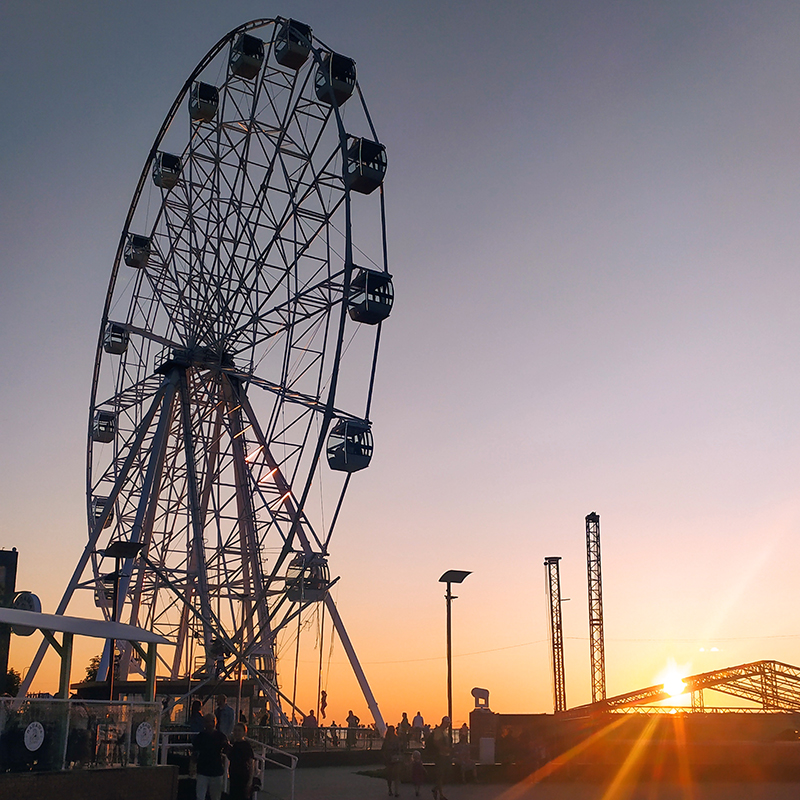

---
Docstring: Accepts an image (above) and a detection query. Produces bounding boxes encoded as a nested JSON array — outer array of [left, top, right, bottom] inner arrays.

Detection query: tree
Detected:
[[84, 654, 101, 682], [83, 652, 119, 682], [5, 668, 20, 697]]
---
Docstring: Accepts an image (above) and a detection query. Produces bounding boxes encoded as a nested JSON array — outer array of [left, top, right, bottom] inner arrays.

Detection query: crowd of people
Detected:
[[188, 697, 476, 799], [381, 713, 476, 799]]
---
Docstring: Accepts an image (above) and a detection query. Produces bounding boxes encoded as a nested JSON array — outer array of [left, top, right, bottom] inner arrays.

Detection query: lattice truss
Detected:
[[573, 661, 800, 715]]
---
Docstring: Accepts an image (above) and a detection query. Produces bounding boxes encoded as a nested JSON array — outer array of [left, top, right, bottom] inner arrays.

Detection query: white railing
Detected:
[[158, 731, 296, 800], [250, 737, 297, 800]]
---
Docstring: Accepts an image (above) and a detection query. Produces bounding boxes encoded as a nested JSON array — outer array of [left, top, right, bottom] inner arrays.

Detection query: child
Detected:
[[411, 750, 427, 797], [227, 722, 255, 800]]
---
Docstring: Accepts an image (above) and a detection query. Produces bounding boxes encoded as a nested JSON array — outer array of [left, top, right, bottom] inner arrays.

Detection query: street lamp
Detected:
[[103, 540, 144, 700], [439, 569, 470, 734]]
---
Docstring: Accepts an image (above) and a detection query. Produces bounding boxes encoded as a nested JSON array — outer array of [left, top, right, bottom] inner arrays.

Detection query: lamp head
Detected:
[[439, 570, 471, 584]]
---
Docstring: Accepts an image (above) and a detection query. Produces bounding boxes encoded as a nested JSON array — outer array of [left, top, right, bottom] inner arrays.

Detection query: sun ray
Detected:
[[599, 715, 660, 800], [494, 716, 630, 800]]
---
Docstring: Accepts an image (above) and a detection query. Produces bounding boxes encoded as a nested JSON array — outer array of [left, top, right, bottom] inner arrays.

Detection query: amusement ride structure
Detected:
[[544, 513, 800, 716], [21, 18, 392, 728]]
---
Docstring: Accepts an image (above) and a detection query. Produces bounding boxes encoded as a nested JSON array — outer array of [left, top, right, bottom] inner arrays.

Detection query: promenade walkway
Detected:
[[285, 766, 800, 800]]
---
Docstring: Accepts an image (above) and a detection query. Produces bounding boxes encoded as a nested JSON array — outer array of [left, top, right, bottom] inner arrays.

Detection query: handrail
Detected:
[[158, 730, 296, 800], [248, 737, 297, 800]]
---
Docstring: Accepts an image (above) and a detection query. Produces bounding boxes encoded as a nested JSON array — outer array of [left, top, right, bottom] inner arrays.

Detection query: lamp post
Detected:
[[103, 541, 144, 700], [439, 570, 470, 734]]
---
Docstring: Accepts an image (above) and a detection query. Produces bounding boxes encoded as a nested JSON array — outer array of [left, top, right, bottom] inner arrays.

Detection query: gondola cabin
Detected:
[[153, 152, 182, 190], [349, 268, 393, 325], [94, 573, 116, 609], [345, 138, 387, 195], [230, 33, 264, 79], [286, 553, 330, 602], [274, 19, 311, 70], [314, 52, 356, 106], [92, 410, 116, 443], [327, 419, 373, 472], [92, 496, 114, 530], [189, 81, 219, 122], [103, 323, 129, 355], [124, 234, 151, 268]]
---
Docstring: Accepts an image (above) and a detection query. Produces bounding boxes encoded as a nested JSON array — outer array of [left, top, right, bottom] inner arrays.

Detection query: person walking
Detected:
[[381, 724, 402, 797], [227, 722, 255, 800], [192, 713, 228, 800]]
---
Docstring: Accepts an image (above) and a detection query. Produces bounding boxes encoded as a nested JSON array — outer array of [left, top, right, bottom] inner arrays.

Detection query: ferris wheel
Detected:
[[24, 18, 392, 725]]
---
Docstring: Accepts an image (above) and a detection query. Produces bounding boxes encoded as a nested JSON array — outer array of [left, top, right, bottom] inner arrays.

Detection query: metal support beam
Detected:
[[19, 383, 168, 698], [145, 642, 157, 702], [57, 633, 74, 699], [323, 594, 386, 734], [0, 549, 18, 696]]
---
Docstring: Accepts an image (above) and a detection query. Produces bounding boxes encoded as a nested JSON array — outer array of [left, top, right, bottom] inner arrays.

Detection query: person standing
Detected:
[[215, 694, 235, 738], [302, 709, 319, 746], [458, 722, 469, 745], [192, 714, 228, 800], [346, 709, 360, 750], [227, 722, 255, 800], [398, 712, 412, 748], [381, 724, 402, 797], [189, 699, 204, 733], [411, 711, 424, 744]]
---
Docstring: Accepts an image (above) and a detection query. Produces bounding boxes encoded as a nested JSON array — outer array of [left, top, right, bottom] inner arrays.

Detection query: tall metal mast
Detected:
[[544, 556, 567, 713], [585, 511, 606, 702]]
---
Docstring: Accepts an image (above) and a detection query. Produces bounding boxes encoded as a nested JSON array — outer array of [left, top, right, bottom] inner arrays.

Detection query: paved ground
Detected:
[[266, 766, 800, 800]]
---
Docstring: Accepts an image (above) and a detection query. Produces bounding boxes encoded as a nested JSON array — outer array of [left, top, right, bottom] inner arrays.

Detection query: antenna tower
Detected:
[[585, 511, 606, 702], [544, 556, 567, 713]]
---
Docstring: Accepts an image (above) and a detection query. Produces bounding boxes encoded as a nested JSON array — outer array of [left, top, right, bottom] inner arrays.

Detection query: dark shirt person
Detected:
[[302, 710, 318, 745], [189, 699, 204, 733], [381, 724, 402, 797], [227, 722, 255, 800], [346, 710, 359, 749], [215, 694, 235, 738], [192, 714, 228, 800]]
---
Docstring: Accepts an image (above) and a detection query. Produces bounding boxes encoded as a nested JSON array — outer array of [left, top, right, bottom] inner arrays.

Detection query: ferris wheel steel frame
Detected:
[[21, 18, 391, 730]]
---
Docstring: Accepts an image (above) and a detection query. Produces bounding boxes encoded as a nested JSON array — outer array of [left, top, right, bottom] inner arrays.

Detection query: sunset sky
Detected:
[[3, 1, 800, 729]]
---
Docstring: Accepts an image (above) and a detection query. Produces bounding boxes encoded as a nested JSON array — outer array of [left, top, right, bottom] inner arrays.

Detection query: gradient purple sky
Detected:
[[2, 1, 800, 725]]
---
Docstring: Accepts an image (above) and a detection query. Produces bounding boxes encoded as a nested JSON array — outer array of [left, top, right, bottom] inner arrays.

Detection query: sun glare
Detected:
[[656, 658, 690, 698]]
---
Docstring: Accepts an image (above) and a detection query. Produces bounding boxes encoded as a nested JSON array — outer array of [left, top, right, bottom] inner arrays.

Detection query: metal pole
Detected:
[[445, 582, 453, 733], [109, 556, 121, 701]]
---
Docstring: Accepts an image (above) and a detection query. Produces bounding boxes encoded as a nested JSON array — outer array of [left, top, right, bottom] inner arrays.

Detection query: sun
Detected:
[[656, 658, 690, 698]]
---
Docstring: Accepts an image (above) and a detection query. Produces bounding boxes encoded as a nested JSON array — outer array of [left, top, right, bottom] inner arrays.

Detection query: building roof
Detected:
[[0, 607, 170, 644]]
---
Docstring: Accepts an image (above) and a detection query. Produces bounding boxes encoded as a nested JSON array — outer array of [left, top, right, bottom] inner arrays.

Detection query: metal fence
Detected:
[[249, 724, 380, 752], [0, 698, 160, 773]]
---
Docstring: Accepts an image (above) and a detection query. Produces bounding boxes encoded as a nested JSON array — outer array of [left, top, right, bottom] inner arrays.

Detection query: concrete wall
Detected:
[[0, 765, 178, 800]]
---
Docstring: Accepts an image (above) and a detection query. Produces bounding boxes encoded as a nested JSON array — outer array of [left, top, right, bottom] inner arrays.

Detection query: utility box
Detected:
[[479, 737, 496, 765]]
